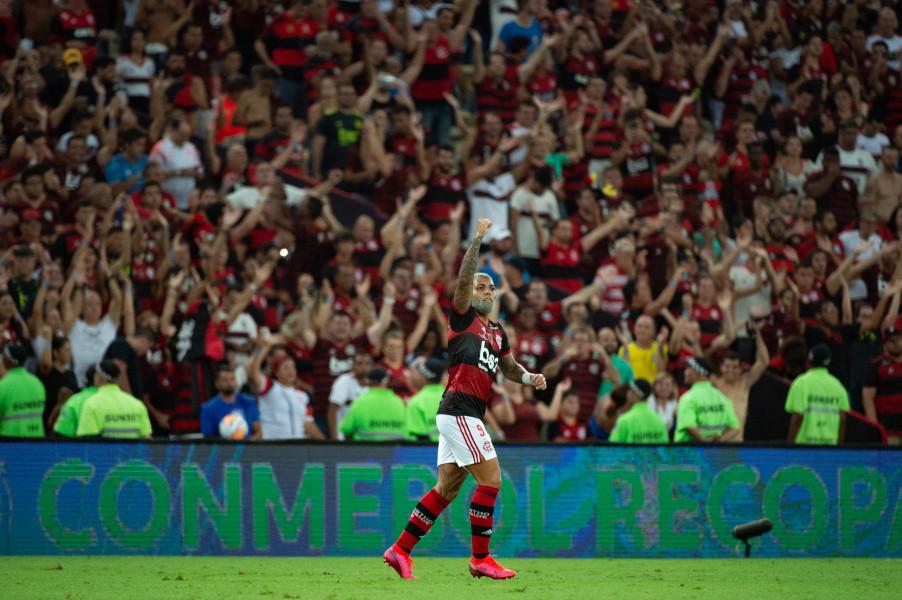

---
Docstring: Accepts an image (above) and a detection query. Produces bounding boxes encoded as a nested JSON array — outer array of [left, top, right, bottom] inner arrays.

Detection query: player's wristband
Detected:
[[521, 372, 533, 385]]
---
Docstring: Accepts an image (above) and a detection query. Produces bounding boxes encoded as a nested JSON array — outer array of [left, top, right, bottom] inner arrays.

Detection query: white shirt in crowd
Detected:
[[329, 372, 368, 440], [857, 133, 890, 159], [149, 135, 202, 210], [816, 146, 878, 195], [116, 55, 155, 99], [467, 173, 516, 241], [648, 396, 677, 432], [258, 376, 314, 440], [839, 230, 882, 301], [509, 185, 559, 260], [69, 316, 117, 387], [730, 264, 772, 335]]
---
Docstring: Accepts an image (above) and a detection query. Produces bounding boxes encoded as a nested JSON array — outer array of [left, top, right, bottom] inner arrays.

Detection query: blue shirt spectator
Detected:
[[102, 127, 148, 194], [201, 367, 261, 439], [498, 17, 543, 56]]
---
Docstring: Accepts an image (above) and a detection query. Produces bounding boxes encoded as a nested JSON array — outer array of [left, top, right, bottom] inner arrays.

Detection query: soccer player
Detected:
[[384, 218, 547, 580]]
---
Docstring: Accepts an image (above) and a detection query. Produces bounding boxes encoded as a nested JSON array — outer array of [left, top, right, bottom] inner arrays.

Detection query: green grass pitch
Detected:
[[2, 557, 900, 599]]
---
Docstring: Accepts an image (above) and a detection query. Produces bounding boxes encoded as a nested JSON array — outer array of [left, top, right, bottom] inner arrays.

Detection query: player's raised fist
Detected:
[[476, 219, 492, 237]]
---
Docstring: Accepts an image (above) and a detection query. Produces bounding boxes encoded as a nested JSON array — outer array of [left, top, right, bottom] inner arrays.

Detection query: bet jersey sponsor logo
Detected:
[[478, 340, 499, 374]]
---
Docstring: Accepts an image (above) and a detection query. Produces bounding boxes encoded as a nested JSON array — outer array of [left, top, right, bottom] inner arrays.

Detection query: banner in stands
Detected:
[[1, 442, 900, 557]]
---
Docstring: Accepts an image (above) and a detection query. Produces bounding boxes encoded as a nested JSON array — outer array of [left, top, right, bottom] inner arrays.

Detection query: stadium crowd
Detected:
[[1, 0, 902, 444]]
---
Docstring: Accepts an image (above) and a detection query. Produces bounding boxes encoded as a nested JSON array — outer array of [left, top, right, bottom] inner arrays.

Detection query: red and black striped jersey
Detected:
[[390, 288, 423, 336], [865, 354, 902, 432], [560, 54, 601, 100], [691, 303, 723, 347], [421, 168, 466, 224], [513, 330, 552, 374], [476, 70, 519, 124], [880, 70, 902, 132], [583, 104, 619, 160], [263, 16, 318, 79], [411, 37, 453, 103], [309, 335, 369, 419], [353, 238, 384, 284], [621, 140, 656, 200], [438, 306, 511, 419], [559, 356, 606, 423], [541, 241, 583, 294]]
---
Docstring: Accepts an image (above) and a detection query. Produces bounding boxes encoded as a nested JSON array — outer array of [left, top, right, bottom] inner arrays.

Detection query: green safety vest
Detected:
[[76, 384, 151, 439], [406, 384, 444, 441], [610, 401, 669, 444], [674, 381, 739, 442], [0, 367, 46, 437], [54, 386, 98, 437], [785, 368, 849, 445], [340, 387, 408, 441]]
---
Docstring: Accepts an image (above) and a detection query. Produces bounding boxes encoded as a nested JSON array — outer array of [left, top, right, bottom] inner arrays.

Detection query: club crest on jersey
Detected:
[[478, 340, 499, 373], [495, 334, 502, 347]]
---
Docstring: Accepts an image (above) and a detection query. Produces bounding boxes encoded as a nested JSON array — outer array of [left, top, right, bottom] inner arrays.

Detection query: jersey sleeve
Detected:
[[76, 400, 102, 437], [785, 379, 805, 414], [449, 305, 475, 331]]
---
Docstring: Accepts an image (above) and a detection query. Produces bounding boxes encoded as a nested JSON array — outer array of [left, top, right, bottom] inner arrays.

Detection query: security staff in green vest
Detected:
[[675, 356, 740, 443], [76, 361, 152, 439], [609, 379, 670, 443], [786, 344, 850, 445], [0, 343, 46, 437], [340, 366, 408, 441], [53, 365, 98, 438], [407, 358, 449, 441]]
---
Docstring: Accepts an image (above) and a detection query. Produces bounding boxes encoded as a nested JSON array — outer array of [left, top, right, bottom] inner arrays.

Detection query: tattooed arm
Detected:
[[499, 354, 548, 390], [452, 218, 493, 313]]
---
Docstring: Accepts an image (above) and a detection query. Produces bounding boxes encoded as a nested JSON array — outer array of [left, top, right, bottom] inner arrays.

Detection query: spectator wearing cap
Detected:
[[0, 342, 46, 437], [609, 379, 668, 444], [76, 360, 151, 439], [329, 352, 373, 441], [246, 335, 323, 441], [674, 357, 740, 443], [786, 344, 850, 445], [863, 325, 902, 442], [339, 366, 408, 441]]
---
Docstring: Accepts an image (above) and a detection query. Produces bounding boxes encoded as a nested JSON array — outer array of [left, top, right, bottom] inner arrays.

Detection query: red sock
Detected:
[[469, 485, 498, 559], [396, 489, 450, 554]]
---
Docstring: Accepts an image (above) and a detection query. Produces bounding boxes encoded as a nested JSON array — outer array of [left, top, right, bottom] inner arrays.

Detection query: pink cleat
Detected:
[[468, 555, 517, 579], [384, 545, 416, 579]]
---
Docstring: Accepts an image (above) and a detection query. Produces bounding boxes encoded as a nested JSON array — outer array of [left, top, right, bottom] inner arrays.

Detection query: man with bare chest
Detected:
[[712, 328, 769, 441], [867, 146, 902, 224]]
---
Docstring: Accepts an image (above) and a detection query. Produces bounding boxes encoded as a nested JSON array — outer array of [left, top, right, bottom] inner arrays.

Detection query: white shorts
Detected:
[[436, 414, 497, 467]]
